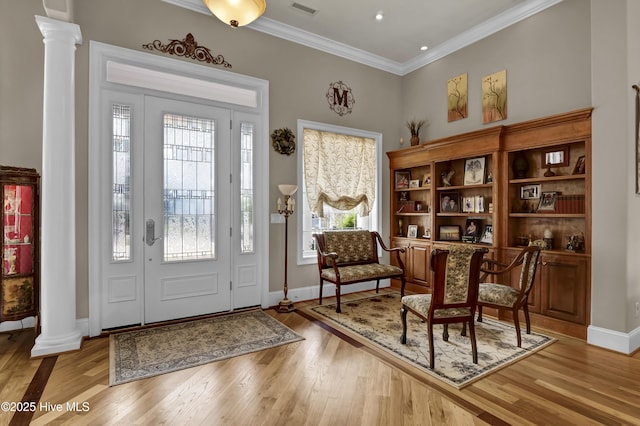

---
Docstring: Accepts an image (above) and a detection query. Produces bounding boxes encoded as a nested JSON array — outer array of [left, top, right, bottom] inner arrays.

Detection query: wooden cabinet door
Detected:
[[410, 242, 431, 289], [539, 253, 587, 324]]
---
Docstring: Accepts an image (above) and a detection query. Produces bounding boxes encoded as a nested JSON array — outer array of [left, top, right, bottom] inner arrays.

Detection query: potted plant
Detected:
[[406, 119, 426, 146]]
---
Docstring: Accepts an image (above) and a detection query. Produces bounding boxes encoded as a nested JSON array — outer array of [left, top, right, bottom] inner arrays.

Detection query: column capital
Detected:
[[35, 15, 82, 45]]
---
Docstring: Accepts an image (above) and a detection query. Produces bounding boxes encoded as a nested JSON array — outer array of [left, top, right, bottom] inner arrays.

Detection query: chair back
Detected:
[[314, 230, 377, 267], [431, 245, 487, 310], [518, 246, 541, 295]]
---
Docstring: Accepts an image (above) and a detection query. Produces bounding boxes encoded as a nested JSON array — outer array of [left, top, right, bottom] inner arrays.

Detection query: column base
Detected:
[[276, 298, 295, 313], [31, 329, 83, 358]]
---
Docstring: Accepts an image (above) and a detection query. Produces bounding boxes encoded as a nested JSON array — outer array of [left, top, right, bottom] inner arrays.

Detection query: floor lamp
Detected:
[[277, 184, 298, 313]]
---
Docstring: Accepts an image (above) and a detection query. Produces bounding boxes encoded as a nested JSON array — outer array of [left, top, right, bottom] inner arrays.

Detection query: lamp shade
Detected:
[[278, 184, 298, 196], [202, 0, 266, 28]]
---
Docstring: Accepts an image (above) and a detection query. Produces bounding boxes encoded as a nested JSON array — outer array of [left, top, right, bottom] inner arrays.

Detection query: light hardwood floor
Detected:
[[1, 289, 639, 426]]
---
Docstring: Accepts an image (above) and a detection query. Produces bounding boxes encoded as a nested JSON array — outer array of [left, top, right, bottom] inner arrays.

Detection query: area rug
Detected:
[[109, 310, 304, 386], [305, 292, 555, 389]]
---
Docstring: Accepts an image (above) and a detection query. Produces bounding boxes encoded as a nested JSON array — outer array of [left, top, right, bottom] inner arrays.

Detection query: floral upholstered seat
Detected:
[[401, 245, 487, 369], [477, 246, 541, 347]]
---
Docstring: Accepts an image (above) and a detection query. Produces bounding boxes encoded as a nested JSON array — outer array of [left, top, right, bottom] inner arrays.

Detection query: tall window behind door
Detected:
[[297, 120, 381, 263]]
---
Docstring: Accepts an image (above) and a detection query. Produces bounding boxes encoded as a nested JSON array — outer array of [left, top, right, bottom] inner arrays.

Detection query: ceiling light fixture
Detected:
[[375, 12, 383, 21], [420, 45, 428, 51], [202, 0, 266, 28]]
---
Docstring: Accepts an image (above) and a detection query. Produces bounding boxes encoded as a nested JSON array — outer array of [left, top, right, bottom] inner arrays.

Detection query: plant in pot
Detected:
[[406, 119, 426, 146]]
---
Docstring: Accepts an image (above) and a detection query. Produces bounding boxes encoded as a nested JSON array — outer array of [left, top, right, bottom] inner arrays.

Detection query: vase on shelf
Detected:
[[410, 135, 420, 146], [512, 151, 529, 179]]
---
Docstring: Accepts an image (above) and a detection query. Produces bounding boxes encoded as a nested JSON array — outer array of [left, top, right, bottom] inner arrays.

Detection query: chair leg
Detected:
[[442, 324, 449, 342], [513, 307, 522, 348], [468, 320, 478, 364], [428, 322, 435, 369], [401, 306, 408, 344], [335, 286, 341, 313], [400, 276, 406, 297], [477, 305, 484, 322], [461, 322, 467, 337], [523, 302, 532, 334], [375, 279, 380, 293], [319, 280, 324, 305]]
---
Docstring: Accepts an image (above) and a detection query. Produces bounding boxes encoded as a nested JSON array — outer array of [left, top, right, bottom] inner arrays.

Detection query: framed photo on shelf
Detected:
[[479, 224, 493, 244], [395, 171, 411, 189], [409, 179, 420, 188], [440, 192, 459, 213], [542, 146, 569, 168], [572, 155, 586, 175], [475, 195, 485, 213], [407, 224, 418, 238], [422, 174, 431, 186], [537, 191, 558, 212], [463, 157, 486, 185], [439, 225, 461, 241], [463, 219, 481, 242], [462, 196, 475, 213], [520, 184, 541, 200]]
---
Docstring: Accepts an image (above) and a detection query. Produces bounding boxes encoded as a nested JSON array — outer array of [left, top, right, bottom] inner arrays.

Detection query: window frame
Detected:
[[296, 119, 382, 265]]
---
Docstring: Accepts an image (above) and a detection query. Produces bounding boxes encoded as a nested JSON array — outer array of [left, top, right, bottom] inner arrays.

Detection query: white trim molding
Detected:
[[268, 280, 390, 309], [587, 325, 640, 355], [162, 0, 563, 76]]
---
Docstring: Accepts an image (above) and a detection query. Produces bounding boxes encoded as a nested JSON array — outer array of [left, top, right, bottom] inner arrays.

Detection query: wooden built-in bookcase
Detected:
[[387, 108, 592, 339]]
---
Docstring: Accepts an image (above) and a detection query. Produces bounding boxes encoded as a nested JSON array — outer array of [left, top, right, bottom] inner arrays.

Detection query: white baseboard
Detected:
[[0, 317, 36, 332], [268, 279, 391, 308], [587, 324, 640, 355], [0, 317, 89, 337]]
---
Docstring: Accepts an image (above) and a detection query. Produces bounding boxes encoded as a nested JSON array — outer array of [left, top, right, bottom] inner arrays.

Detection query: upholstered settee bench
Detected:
[[313, 230, 406, 313]]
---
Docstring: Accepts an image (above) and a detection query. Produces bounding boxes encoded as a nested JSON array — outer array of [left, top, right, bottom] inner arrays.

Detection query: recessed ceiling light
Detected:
[[375, 12, 383, 21], [420, 45, 428, 51]]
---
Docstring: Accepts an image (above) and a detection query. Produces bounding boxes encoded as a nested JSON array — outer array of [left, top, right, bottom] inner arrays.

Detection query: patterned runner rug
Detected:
[[109, 310, 304, 386], [304, 292, 555, 389]]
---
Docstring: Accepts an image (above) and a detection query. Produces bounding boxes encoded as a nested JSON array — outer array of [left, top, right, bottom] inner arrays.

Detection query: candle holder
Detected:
[[276, 184, 298, 313]]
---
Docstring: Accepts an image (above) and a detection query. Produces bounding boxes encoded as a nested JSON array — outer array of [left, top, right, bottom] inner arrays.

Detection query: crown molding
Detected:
[[401, 0, 564, 75], [162, 0, 563, 76], [249, 17, 405, 75]]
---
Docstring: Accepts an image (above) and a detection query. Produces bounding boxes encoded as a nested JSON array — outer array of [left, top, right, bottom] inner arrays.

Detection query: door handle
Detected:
[[145, 219, 162, 246]]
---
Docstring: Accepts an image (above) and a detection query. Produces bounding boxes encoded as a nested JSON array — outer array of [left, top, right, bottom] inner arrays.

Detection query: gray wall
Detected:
[[0, 0, 403, 318], [401, 0, 591, 140], [2, 0, 638, 338]]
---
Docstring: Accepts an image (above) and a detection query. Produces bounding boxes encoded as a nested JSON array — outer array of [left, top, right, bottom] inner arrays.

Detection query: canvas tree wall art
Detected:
[[448, 73, 468, 122], [482, 69, 507, 124]]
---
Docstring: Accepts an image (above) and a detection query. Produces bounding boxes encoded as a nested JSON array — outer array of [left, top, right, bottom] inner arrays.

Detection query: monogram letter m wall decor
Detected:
[[326, 81, 355, 116]]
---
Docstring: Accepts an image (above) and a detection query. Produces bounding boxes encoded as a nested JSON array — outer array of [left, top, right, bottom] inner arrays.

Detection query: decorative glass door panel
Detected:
[[240, 121, 254, 254], [163, 113, 216, 261], [112, 104, 132, 262]]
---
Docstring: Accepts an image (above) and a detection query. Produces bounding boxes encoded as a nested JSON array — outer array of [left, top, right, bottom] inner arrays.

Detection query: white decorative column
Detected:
[[32, 16, 83, 357]]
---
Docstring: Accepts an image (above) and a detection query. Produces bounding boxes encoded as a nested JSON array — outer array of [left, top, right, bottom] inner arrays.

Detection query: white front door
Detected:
[[98, 93, 264, 329], [143, 96, 232, 323], [89, 43, 268, 336]]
